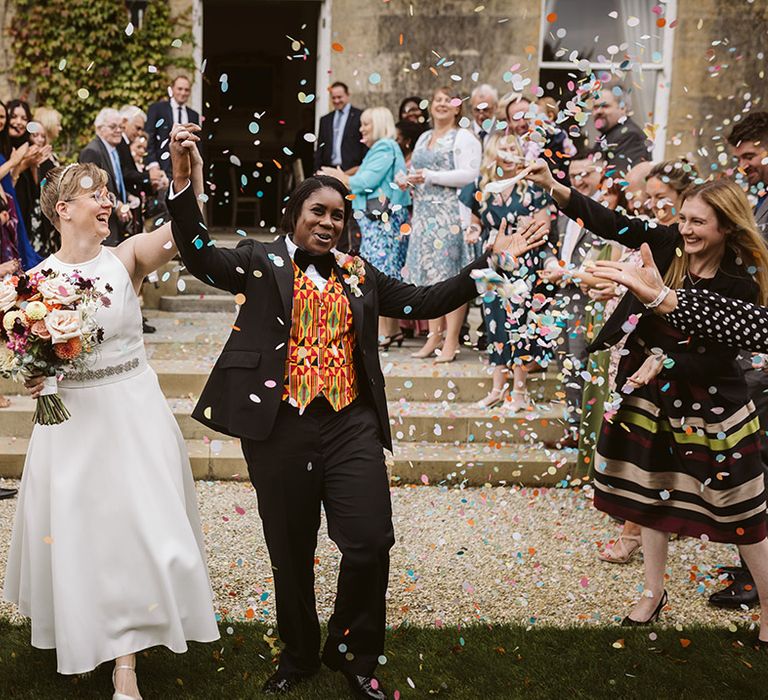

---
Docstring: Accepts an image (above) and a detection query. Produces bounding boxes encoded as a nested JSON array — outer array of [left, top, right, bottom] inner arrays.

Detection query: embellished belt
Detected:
[[60, 356, 148, 388]]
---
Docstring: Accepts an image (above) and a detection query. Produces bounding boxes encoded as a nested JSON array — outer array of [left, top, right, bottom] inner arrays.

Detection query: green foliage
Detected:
[[9, 0, 194, 159]]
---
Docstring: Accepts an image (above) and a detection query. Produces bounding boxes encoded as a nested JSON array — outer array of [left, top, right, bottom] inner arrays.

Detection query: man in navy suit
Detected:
[[145, 75, 200, 178], [313, 82, 367, 251], [313, 82, 367, 175]]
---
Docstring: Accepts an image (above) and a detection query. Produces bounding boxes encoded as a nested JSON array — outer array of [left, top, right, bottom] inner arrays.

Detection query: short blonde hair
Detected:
[[479, 133, 524, 191], [361, 107, 396, 143], [40, 163, 108, 228], [32, 106, 62, 143]]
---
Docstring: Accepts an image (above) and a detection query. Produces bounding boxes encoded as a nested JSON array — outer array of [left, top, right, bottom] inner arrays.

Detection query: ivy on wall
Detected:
[[9, 0, 194, 158]]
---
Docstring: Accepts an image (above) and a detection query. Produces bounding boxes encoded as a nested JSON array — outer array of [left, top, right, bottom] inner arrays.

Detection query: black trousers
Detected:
[[241, 396, 394, 676]]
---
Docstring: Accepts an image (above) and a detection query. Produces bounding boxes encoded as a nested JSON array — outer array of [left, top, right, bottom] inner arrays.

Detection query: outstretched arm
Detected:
[[592, 242, 768, 353], [522, 159, 678, 251], [376, 219, 549, 319]]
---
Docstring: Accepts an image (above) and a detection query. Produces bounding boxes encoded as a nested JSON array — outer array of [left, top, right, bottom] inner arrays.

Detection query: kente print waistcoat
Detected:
[[282, 262, 359, 411]]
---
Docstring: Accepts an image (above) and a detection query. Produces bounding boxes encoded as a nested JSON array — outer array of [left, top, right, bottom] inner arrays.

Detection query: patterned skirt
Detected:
[[359, 208, 408, 280], [593, 333, 767, 544]]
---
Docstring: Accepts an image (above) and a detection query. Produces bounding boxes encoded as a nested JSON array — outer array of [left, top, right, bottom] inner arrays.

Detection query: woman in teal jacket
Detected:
[[321, 106, 411, 346]]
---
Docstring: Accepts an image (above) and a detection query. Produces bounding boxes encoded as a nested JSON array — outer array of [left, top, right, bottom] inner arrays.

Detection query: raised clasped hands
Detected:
[[169, 122, 201, 188], [491, 218, 549, 259]]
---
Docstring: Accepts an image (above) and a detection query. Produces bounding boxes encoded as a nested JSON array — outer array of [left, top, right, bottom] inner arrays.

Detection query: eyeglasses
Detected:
[[103, 123, 123, 131], [64, 191, 117, 208]]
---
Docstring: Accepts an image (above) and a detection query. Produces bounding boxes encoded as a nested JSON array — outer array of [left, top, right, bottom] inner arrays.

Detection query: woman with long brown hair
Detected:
[[525, 158, 768, 642]]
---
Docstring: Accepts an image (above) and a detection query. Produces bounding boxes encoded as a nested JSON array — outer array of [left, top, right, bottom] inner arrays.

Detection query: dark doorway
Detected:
[[202, 0, 320, 231]]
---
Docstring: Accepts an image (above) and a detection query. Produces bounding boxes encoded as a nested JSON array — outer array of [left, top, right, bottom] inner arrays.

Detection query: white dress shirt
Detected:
[[170, 97, 189, 125], [285, 235, 333, 293]]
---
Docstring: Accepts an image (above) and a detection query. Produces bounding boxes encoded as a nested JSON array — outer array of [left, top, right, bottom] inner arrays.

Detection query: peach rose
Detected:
[[30, 319, 51, 340], [0, 280, 16, 313], [38, 277, 80, 307], [44, 309, 82, 344]]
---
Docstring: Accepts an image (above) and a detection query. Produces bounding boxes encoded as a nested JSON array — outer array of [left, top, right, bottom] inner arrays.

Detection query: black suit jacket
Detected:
[[79, 137, 125, 246], [145, 100, 200, 175], [313, 106, 368, 172], [168, 184, 486, 449], [590, 118, 651, 171], [118, 134, 151, 198]]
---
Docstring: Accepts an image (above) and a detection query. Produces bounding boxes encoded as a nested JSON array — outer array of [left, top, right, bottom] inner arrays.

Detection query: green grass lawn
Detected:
[[0, 620, 766, 699]]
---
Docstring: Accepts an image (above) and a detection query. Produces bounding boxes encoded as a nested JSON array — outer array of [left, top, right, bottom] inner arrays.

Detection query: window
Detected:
[[538, 0, 675, 160]]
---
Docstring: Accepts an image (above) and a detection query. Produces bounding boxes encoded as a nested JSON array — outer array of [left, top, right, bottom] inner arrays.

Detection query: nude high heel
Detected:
[[113, 664, 142, 700]]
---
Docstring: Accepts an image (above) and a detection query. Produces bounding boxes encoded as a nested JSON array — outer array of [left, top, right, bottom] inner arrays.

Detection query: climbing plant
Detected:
[[9, 0, 194, 158]]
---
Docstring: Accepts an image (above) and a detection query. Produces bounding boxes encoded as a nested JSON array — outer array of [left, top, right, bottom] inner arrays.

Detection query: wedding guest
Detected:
[[645, 159, 699, 225], [168, 122, 545, 698], [525, 158, 768, 640], [402, 86, 482, 362], [145, 75, 200, 179], [314, 81, 367, 174], [79, 108, 132, 245], [590, 87, 652, 171], [459, 132, 552, 411], [32, 106, 62, 164], [119, 105, 158, 202], [320, 107, 411, 347], [624, 160, 654, 215], [395, 119, 426, 168], [500, 91, 533, 137], [0, 100, 41, 269], [469, 84, 498, 149], [0, 252, 19, 423], [729, 112, 768, 235], [398, 96, 429, 126], [5, 99, 32, 151], [4, 127, 219, 698], [535, 96, 575, 184], [540, 155, 603, 444], [314, 81, 368, 251]]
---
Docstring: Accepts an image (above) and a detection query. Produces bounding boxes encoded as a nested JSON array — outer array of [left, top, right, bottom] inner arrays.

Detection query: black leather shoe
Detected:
[[709, 571, 758, 609], [0, 487, 17, 500], [142, 317, 156, 334], [262, 670, 314, 694], [342, 671, 387, 699]]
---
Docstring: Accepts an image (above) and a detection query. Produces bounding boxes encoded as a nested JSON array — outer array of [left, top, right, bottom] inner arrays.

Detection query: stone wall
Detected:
[[322, 0, 542, 116], [0, 0, 16, 101]]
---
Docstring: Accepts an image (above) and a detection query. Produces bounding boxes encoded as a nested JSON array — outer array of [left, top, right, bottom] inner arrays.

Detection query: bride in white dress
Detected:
[[3, 125, 219, 699]]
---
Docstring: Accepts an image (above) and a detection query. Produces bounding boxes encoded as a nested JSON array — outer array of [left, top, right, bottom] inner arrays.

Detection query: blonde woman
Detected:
[[526, 159, 768, 639], [320, 106, 411, 346], [458, 133, 552, 411], [32, 107, 63, 164], [4, 125, 219, 698], [401, 86, 482, 362]]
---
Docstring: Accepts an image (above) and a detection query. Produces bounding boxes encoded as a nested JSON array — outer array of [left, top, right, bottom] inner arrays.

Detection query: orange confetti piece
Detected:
[[737, 527, 745, 536], [679, 639, 691, 648], [234, 293, 246, 305], [231, 325, 241, 331], [528, 547, 537, 555], [399, 33, 404, 45], [656, 17, 666, 28], [331, 42, 344, 52], [400, 222, 411, 234], [273, 159, 282, 169], [245, 608, 255, 619], [546, 12, 557, 22]]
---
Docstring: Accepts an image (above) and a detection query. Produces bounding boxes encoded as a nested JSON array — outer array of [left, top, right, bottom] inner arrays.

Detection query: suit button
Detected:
[[370, 378, 375, 385]]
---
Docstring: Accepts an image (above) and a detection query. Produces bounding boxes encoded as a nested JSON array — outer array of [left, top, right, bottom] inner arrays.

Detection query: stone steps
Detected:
[[0, 396, 570, 446], [159, 294, 238, 313], [0, 437, 579, 487]]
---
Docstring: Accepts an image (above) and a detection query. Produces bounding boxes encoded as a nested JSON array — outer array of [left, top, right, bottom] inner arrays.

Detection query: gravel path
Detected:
[[0, 480, 757, 632]]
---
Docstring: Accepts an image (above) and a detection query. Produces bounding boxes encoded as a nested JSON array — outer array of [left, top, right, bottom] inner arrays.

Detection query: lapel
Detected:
[[332, 254, 366, 342], [755, 197, 768, 232], [263, 236, 294, 323], [94, 139, 117, 193]]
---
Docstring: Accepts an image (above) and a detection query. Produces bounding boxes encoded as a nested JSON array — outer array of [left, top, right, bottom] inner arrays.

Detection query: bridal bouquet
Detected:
[[0, 268, 109, 424]]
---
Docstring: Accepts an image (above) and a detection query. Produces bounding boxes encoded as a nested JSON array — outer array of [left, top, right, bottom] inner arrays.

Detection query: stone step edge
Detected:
[[0, 438, 582, 486]]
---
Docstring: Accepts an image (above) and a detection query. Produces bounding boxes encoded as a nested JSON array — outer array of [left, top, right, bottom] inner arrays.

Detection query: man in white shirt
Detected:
[[145, 75, 200, 178], [470, 84, 498, 151]]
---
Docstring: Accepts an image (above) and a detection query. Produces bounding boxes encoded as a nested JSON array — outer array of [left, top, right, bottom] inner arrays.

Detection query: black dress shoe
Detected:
[[0, 487, 17, 500], [622, 590, 668, 626], [262, 670, 315, 694], [709, 571, 758, 609], [341, 671, 387, 699], [142, 317, 156, 334]]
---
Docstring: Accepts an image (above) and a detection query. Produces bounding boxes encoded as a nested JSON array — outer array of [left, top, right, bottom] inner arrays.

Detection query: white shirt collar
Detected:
[[284, 235, 339, 260], [98, 136, 117, 154], [170, 97, 186, 112]]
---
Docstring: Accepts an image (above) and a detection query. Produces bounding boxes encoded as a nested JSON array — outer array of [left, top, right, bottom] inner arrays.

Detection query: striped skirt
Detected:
[[593, 335, 767, 545]]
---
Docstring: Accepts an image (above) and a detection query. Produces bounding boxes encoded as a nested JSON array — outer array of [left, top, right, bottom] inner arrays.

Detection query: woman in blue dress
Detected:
[[402, 86, 482, 362], [459, 132, 553, 412], [0, 99, 42, 269], [319, 106, 411, 347]]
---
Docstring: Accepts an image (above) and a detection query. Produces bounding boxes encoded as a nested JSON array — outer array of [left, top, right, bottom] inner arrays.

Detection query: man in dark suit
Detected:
[[168, 124, 544, 699], [79, 108, 132, 246], [145, 75, 200, 179], [313, 81, 367, 174], [590, 87, 652, 172]]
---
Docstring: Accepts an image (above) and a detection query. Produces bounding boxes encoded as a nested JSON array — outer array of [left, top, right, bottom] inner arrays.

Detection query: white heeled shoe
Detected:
[[112, 664, 142, 700]]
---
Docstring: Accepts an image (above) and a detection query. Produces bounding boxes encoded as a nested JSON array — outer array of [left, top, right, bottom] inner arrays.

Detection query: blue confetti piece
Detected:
[[194, 239, 203, 250], [661, 382, 670, 392]]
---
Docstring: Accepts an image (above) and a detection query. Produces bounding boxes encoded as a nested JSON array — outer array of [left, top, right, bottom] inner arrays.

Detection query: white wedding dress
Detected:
[[3, 248, 219, 674]]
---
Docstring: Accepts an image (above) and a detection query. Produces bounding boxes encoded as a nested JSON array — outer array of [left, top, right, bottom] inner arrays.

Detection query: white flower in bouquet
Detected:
[[0, 280, 16, 313], [38, 276, 81, 306], [24, 300, 48, 321], [44, 309, 82, 344]]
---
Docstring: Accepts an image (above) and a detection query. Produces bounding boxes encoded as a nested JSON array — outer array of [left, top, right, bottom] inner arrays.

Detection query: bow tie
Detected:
[[294, 247, 335, 279]]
